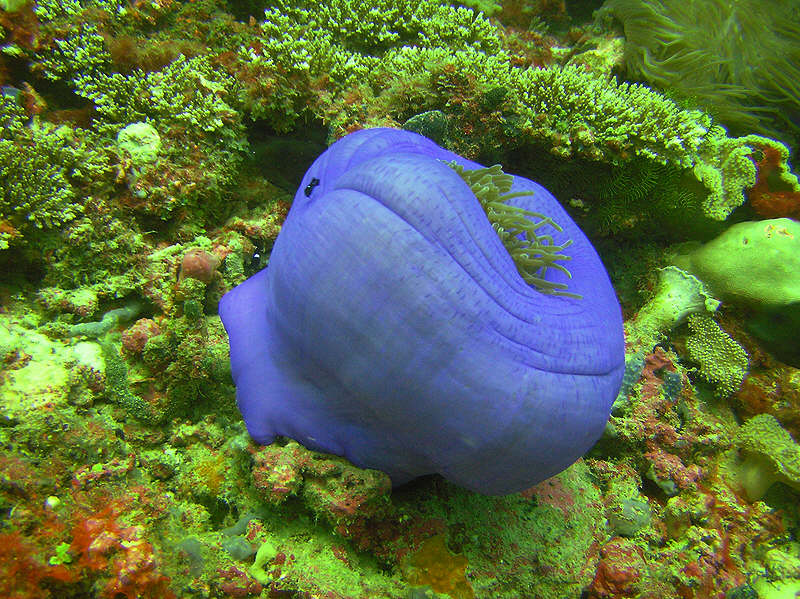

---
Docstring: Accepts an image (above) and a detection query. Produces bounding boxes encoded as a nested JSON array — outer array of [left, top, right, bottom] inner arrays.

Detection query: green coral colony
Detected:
[[1, 0, 800, 598]]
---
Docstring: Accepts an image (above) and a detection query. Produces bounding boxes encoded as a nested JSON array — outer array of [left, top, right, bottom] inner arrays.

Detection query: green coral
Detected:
[[262, 0, 503, 58], [0, 94, 25, 136], [36, 24, 111, 82], [31, 2, 248, 220], [0, 0, 29, 11], [116, 122, 161, 165], [685, 314, 749, 398], [41, 212, 145, 292], [0, 116, 110, 250], [250, 0, 783, 221], [74, 54, 240, 133], [513, 63, 711, 166], [673, 218, 800, 308], [74, 54, 246, 219], [692, 130, 763, 220], [239, 0, 507, 131], [33, 0, 126, 22], [628, 266, 719, 349], [513, 65, 776, 220], [735, 414, 800, 501], [450, 162, 578, 296]]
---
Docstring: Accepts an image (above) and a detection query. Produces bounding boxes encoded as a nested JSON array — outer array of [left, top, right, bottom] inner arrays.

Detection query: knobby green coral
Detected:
[[685, 314, 749, 398], [449, 162, 577, 296]]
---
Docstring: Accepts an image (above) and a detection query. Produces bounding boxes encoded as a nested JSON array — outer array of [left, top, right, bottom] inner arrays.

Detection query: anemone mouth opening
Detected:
[[447, 161, 581, 298]]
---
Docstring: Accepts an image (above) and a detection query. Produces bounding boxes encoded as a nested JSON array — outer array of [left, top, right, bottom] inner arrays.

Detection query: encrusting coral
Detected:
[[627, 266, 719, 349], [685, 314, 749, 398]]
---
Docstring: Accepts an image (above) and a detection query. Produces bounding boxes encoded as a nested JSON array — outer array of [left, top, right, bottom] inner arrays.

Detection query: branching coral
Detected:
[[71, 54, 247, 219], [246, 0, 785, 221], [0, 104, 111, 249], [236, 0, 508, 131], [36, 24, 111, 82], [74, 55, 240, 134], [513, 63, 711, 166], [514, 66, 781, 220], [29, 1, 248, 221]]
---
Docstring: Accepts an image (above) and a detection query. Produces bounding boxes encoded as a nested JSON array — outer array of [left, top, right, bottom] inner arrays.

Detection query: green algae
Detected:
[[0, 313, 103, 418], [418, 460, 604, 599]]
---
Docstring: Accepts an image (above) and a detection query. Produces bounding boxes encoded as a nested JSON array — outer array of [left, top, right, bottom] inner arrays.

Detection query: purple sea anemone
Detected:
[[219, 128, 624, 495]]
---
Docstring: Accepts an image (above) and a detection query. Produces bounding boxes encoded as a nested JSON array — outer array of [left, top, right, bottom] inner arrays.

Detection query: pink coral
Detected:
[[179, 248, 220, 283], [217, 566, 263, 597], [588, 537, 646, 598], [121, 318, 162, 354]]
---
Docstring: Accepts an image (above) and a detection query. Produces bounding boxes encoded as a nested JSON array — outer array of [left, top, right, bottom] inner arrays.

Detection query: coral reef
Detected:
[[1, 0, 800, 597]]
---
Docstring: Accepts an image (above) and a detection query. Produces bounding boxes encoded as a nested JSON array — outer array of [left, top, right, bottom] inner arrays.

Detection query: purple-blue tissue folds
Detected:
[[219, 128, 625, 495]]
